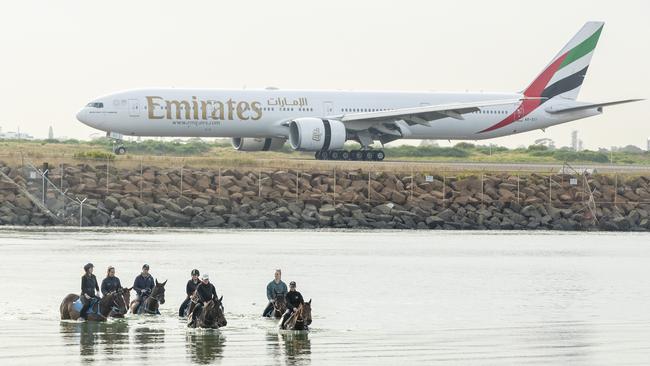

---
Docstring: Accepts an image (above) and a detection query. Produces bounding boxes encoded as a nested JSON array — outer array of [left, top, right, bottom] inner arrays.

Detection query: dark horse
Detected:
[[272, 293, 287, 319], [109, 287, 132, 318], [188, 296, 228, 329], [280, 300, 312, 331], [130, 279, 167, 315], [60, 288, 129, 321]]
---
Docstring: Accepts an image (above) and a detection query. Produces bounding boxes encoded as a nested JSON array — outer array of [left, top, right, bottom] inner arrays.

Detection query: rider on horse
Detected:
[[80, 263, 100, 320], [280, 281, 304, 328], [188, 273, 219, 327], [263, 268, 287, 317], [179, 269, 201, 317], [132, 264, 155, 313], [101, 265, 122, 296]]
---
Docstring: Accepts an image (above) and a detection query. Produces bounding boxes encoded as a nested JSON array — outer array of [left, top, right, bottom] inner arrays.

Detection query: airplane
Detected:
[[76, 21, 642, 161]]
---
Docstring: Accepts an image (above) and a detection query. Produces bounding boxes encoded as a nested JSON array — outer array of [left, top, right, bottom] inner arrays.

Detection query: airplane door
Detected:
[[515, 104, 524, 121], [322, 102, 333, 116], [128, 99, 140, 117]]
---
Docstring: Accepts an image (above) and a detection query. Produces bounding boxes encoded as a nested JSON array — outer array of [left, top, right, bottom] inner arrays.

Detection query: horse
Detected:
[[280, 300, 312, 331], [109, 287, 132, 318], [183, 290, 200, 318], [130, 279, 167, 315], [60, 288, 129, 321], [189, 296, 228, 329], [272, 293, 287, 319]]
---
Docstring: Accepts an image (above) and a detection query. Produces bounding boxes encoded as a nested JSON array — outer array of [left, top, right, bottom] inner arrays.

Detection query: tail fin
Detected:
[[523, 21, 604, 101]]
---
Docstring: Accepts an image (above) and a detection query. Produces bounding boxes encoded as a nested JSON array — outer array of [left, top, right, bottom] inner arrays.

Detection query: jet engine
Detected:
[[288, 117, 346, 151], [231, 137, 286, 151]]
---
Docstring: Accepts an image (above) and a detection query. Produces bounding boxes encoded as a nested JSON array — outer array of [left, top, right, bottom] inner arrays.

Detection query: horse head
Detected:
[[273, 293, 287, 313], [153, 279, 167, 305], [214, 295, 227, 328], [301, 299, 312, 326]]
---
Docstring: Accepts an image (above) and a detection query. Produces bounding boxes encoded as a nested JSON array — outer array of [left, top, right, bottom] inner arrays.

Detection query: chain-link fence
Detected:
[[2, 153, 649, 227]]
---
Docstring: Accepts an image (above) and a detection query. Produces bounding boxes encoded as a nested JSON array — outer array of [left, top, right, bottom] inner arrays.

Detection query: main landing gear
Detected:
[[315, 150, 385, 161], [113, 145, 127, 155]]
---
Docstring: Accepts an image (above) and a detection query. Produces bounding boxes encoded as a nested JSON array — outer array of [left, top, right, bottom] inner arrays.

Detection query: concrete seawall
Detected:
[[1, 161, 650, 231]]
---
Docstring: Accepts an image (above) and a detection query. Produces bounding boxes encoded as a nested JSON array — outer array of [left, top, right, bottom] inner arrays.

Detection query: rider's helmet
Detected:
[[289, 281, 296, 287], [202, 273, 210, 281], [142, 264, 150, 270], [83, 263, 94, 272], [191, 269, 200, 276]]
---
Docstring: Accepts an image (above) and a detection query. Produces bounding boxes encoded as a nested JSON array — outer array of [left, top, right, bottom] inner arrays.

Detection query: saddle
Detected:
[[72, 297, 100, 315]]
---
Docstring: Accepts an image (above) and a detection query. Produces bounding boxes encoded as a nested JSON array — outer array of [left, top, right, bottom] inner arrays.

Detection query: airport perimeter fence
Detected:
[[2, 153, 650, 226]]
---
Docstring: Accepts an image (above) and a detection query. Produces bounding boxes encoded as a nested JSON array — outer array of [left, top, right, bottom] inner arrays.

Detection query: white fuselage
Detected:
[[77, 88, 600, 141]]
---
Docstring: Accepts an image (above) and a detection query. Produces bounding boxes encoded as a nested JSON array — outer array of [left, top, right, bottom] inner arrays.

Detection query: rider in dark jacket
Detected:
[[80, 263, 100, 320], [281, 281, 304, 328], [132, 264, 155, 313], [101, 265, 122, 296], [179, 269, 200, 317], [189, 273, 219, 326]]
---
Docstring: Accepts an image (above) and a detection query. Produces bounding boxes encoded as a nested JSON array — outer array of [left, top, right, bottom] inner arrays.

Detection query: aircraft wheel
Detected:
[[361, 151, 369, 161], [320, 150, 330, 160], [375, 150, 385, 161], [114, 146, 127, 155], [315, 151, 322, 160], [350, 150, 359, 160], [330, 150, 340, 160], [341, 151, 350, 160]]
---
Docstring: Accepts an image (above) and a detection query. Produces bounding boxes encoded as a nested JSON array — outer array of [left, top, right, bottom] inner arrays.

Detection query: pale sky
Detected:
[[0, 0, 648, 149]]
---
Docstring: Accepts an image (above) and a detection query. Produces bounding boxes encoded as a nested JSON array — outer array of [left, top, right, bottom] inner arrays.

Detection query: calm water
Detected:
[[0, 229, 649, 365]]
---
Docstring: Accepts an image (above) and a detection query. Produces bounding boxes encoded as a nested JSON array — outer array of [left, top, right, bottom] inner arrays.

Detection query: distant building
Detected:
[[647, 138, 650, 151], [48, 126, 54, 140], [0, 131, 34, 140], [571, 130, 579, 151], [419, 139, 439, 147]]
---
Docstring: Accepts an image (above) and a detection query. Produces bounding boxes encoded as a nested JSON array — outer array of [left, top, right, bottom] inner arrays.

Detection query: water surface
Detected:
[[0, 228, 649, 365]]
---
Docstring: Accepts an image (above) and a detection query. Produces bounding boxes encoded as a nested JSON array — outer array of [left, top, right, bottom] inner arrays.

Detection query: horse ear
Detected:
[[155, 279, 159, 285], [162, 280, 167, 286], [127, 286, 133, 291], [308, 299, 312, 305], [219, 295, 223, 302]]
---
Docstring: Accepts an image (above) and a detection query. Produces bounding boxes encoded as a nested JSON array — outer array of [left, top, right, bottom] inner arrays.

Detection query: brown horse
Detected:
[[109, 287, 132, 318], [189, 296, 227, 329], [280, 300, 312, 330], [60, 288, 129, 321], [130, 279, 167, 315], [272, 293, 287, 319]]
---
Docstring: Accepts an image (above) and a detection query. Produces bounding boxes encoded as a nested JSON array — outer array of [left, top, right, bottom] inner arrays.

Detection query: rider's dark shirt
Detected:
[[133, 274, 154, 296], [285, 290, 304, 309], [81, 274, 99, 298], [186, 279, 200, 297], [196, 282, 218, 303], [101, 276, 122, 296]]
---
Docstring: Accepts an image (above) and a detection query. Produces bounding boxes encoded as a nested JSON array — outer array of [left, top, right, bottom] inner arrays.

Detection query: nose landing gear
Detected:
[[315, 150, 385, 161]]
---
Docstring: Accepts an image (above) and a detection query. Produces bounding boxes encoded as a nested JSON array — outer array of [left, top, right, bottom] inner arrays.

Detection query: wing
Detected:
[[335, 98, 521, 131], [323, 98, 521, 144]]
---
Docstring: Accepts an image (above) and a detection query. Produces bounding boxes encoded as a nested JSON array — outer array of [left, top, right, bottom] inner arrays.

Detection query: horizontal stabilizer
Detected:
[[545, 99, 644, 114]]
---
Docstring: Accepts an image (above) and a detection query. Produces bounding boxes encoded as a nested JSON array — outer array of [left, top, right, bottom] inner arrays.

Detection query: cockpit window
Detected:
[[86, 102, 104, 108]]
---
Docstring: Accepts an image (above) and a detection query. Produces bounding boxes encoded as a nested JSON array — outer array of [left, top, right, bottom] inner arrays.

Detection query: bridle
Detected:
[[143, 286, 165, 314]]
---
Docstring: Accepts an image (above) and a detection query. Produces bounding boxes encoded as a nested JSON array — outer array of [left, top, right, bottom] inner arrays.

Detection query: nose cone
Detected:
[[76, 108, 88, 125]]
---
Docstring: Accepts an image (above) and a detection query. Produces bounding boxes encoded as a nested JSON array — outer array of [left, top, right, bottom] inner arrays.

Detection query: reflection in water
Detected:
[[266, 331, 311, 364], [59, 321, 129, 361], [186, 330, 226, 364], [134, 326, 165, 359]]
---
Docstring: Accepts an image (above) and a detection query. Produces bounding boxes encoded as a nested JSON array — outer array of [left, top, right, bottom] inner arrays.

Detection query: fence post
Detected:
[[106, 157, 109, 194], [333, 167, 336, 205], [180, 165, 184, 198], [442, 174, 446, 208], [614, 173, 618, 206], [42, 168, 49, 205], [549, 174, 552, 204], [296, 171, 300, 202], [516, 174, 520, 204], [258, 169, 262, 197], [481, 173, 485, 203], [367, 171, 371, 204], [410, 168, 414, 199], [139, 157, 143, 199], [77, 197, 87, 227]]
